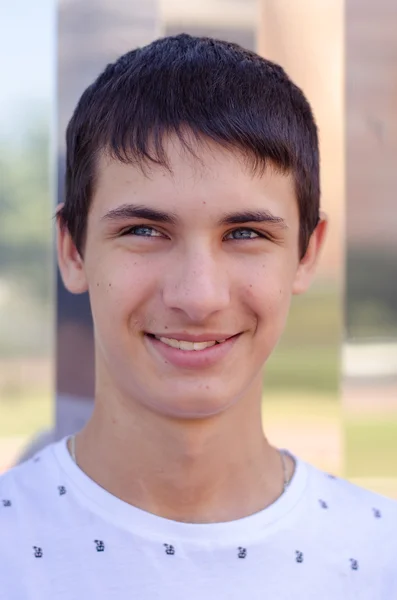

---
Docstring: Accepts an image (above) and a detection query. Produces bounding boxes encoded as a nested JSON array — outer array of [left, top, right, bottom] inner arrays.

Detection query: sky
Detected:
[[0, 0, 54, 136]]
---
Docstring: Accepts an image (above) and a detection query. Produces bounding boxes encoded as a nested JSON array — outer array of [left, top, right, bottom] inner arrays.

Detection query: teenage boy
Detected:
[[1, 34, 396, 599]]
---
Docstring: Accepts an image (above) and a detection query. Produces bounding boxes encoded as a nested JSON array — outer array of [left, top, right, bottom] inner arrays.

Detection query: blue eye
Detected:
[[225, 228, 262, 240], [122, 225, 162, 237]]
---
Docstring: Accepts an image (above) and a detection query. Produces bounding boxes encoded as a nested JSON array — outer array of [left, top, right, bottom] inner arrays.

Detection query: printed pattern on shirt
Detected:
[[295, 551, 304, 563], [350, 559, 359, 571], [1, 482, 389, 576], [1, 446, 395, 594], [95, 540, 105, 552]]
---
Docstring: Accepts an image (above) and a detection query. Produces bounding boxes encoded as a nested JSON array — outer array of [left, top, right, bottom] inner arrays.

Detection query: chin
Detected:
[[146, 390, 236, 421]]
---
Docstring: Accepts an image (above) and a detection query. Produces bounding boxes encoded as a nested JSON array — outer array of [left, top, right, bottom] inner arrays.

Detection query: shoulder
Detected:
[[312, 465, 397, 517], [0, 443, 59, 533], [306, 461, 397, 549], [0, 447, 57, 596], [0, 439, 55, 484], [0, 441, 66, 585]]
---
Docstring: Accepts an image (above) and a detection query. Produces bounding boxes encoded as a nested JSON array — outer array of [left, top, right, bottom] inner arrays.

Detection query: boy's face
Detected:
[[58, 137, 325, 419]]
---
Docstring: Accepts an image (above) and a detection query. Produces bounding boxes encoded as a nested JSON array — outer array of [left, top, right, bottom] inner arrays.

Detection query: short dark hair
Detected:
[[60, 33, 320, 258]]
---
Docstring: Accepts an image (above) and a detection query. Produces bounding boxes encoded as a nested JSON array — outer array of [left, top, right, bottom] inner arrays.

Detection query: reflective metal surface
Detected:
[[344, 0, 397, 495]]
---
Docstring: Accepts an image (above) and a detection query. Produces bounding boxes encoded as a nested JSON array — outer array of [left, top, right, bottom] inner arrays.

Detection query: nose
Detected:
[[162, 248, 230, 322]]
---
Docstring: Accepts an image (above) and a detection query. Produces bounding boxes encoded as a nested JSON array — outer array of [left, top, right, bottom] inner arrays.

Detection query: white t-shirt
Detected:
[[1, 437, 396, 599]]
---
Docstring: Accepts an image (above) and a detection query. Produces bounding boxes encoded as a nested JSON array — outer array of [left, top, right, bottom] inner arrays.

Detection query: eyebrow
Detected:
[[102, 203, 287, 229], [101, 204, 178, 225], [218, 210, 288, 229]]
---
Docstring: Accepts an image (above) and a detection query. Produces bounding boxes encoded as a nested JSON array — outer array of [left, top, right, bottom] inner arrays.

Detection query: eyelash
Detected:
[[120, 225, 268, 241], [121, 225, 163, 238]]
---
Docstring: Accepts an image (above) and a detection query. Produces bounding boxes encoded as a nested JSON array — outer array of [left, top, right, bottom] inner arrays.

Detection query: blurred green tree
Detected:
[[0, 109, 52, 303]]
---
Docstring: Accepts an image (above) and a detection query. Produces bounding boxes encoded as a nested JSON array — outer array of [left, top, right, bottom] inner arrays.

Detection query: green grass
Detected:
[[285, 287, 340, 345], [345, 417, 397, 478], [263, 285, 340, 394], [264, 345, 339, 394]]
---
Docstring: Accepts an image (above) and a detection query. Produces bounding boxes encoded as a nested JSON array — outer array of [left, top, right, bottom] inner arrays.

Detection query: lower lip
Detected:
[[145, 334, 241, 369]]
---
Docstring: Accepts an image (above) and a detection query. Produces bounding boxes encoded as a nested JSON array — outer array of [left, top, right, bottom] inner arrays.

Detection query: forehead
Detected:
[[92, 137, 298, 222]]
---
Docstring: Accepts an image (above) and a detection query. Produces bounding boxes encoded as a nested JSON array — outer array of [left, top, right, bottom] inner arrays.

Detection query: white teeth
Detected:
[[157, 337, 218, 351], [158, 337, 180, 349]]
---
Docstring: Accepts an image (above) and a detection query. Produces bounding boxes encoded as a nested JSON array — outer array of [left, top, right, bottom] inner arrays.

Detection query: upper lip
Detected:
[[147, 333, 238, 342]]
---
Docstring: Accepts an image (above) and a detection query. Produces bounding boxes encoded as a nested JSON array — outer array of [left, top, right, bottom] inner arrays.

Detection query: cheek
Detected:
[[247, 282, 290, 317], [87, 257, 156, 325], [244, 262, 294, 321]]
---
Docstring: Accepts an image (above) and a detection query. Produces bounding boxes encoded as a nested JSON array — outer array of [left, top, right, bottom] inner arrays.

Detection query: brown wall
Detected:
[[346, 0, 397, 249], [258, 0, 344, 281]]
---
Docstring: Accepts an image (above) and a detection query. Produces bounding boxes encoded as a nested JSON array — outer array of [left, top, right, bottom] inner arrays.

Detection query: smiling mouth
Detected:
[[146, 334, 232, 351]]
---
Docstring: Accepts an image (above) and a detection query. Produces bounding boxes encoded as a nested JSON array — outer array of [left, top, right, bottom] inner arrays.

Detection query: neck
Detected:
[[72, 386, 293, 524]]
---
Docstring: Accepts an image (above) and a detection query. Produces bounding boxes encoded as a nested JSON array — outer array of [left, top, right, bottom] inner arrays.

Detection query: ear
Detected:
[[56, 204, 88, 294], [292, 213, 328, 295]]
